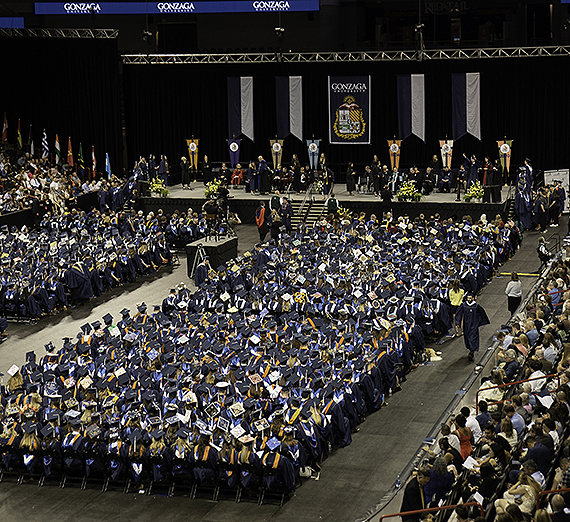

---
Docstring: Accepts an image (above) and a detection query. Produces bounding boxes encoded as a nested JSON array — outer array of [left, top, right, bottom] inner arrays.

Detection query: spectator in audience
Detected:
[[461, 406, 482, 444], [477, 371, 505, 411], [522, 459, 545, 489], [476, 401, 492, 432], [495, 471, 542, 516], [552, 458, 569, 490], [548, 495, 570, 522], [423, 456, 454, 506], [526, 359, 547, 391], [504, 404, 525, 437], [521, 436, 551, 476], [503, 349, 521, 381], [525, 319, 540, 346], [498, 418, 518, 451], [452, 414, 473, 460]]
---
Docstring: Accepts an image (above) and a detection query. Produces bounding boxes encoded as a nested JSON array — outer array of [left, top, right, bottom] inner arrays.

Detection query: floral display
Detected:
[[395, 181, 422, 202]]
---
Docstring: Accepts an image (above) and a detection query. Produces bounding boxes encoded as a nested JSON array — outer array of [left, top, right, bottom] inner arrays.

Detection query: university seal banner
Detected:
[[328, 76, 371, 145]]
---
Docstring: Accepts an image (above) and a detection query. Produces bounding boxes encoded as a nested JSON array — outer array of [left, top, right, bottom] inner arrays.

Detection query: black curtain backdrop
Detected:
[[123, 56, 570, 180], [0, 37, 122, 177]]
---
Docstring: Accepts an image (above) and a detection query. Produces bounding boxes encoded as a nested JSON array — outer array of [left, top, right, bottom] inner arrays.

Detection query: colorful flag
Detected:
[[439, 139, 454, 168], [497, 140, 513, 173], [276, 76, 303, 141], [186, 138, 199, 170], [270, 139, 283, 170], [2, 113, 8, 143], [78, 142, 85, 174], [92, 145, 97, 177], [28, 125, 34, 156], [227, 138, 240, 168], [227, 77, 254, 142], [67, 137, 74, 167], [306, 139, 320, 170], [55, 134, 62, 166], [42, 129, 49, 158], [397, 74, 425, 142], [452, 72, 481, 141], [387, 140, 401, 170], [16, 119, 22, 150], [105, 152, 112, 179]]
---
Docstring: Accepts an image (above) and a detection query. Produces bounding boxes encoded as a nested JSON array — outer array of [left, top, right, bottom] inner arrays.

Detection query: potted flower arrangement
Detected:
[[204, 179, 222, 199], [149, 178, 169, 198], [396, 181, 422, 202], [463, 181, 484, 202], [313, 180, 324, 194]]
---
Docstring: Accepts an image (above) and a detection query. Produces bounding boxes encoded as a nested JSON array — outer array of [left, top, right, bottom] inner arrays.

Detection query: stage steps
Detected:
[[305, 199, 327, 227]]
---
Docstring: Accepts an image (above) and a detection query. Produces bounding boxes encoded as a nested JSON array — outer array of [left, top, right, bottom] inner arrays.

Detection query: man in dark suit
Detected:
[[400, 469, 431, 522], [550, 494, 570, 522]]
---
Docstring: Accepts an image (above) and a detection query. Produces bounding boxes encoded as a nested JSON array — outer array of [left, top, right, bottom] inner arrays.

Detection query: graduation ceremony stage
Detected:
[[141, 182, 514, 225]]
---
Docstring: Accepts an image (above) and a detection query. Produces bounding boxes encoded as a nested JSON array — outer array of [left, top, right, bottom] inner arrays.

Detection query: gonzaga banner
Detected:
[[328, 76, 371, 145]]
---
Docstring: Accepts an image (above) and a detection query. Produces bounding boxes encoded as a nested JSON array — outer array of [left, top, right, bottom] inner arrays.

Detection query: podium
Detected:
[[186, 236, 238, 279]]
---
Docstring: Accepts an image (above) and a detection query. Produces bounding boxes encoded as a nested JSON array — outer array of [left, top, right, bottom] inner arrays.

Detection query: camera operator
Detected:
[[216, 180, 230, 221]]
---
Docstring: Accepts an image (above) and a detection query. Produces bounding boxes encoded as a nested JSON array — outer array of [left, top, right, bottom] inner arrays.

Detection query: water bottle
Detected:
[[395, 474, 401, 489]]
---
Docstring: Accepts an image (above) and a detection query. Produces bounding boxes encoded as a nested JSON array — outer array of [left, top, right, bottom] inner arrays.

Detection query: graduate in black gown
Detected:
[[454, 293, 490, 362], [346, 162, 356, 196]]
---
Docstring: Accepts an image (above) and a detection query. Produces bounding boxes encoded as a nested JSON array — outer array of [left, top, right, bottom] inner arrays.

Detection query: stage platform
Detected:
[[141, 183, 514, 224]]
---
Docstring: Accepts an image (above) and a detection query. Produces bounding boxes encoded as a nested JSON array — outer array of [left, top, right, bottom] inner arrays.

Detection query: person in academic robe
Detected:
[[454, 293, 490, 362], [180, 157, 190, 189], [400, 469, 431, 522], [278, 198, 294, 233], [346, 162, 356, 196], [195, 257, 210, 288], [514, 174, 533, 230], [258, 157, 271, 195], [202, 155, 212, 185], [256, 202, 269, 243]]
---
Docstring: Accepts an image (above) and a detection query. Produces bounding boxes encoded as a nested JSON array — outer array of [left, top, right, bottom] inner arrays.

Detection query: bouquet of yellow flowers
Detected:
[[463, 181, 484, 202], [149, 178, 169, 197], [396, 181, 422, 202], [313, 180, 324, 194], [204, 179, 222, 199], [337, 207, 351, 220]]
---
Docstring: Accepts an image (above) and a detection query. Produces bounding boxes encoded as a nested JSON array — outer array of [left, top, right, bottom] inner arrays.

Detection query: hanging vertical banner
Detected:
[[397, 74, 425, 142], [186, 138, 199, 170], [439, 139, 454, 168], [452, 72, 481, 141], [328, 76, 371, 144], [227, 138, 241, 168], [276, 76, 303, 141], [228, 76, 254, 142], [270, 139, 284, 169], [497, 139, 513, 173], [307, 139, 320, 170], [387, 140, 401, 170]]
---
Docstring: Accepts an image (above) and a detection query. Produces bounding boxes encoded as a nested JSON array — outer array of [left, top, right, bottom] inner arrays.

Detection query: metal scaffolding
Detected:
[[0, 28, 119, 39], [121, 45, 570, 64]]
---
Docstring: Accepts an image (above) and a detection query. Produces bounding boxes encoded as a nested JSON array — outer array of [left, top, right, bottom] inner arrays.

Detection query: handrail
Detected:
[[535, 487, 570, 510], [297, 183, 314, 219], [475, 372, 562, 413], [378, 501, 484, 522]]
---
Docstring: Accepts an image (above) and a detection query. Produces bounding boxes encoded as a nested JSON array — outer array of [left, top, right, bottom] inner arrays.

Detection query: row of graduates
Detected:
[[0, 295, 420, 495], [197, 212, 517, 330], [0, 208, 173, 319]]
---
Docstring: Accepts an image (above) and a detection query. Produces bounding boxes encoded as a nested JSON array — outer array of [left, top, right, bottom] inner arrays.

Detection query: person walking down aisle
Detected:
[[255, 201, 269, 242], [455, 293, 490, 362], [505, 272, 522, 316]]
